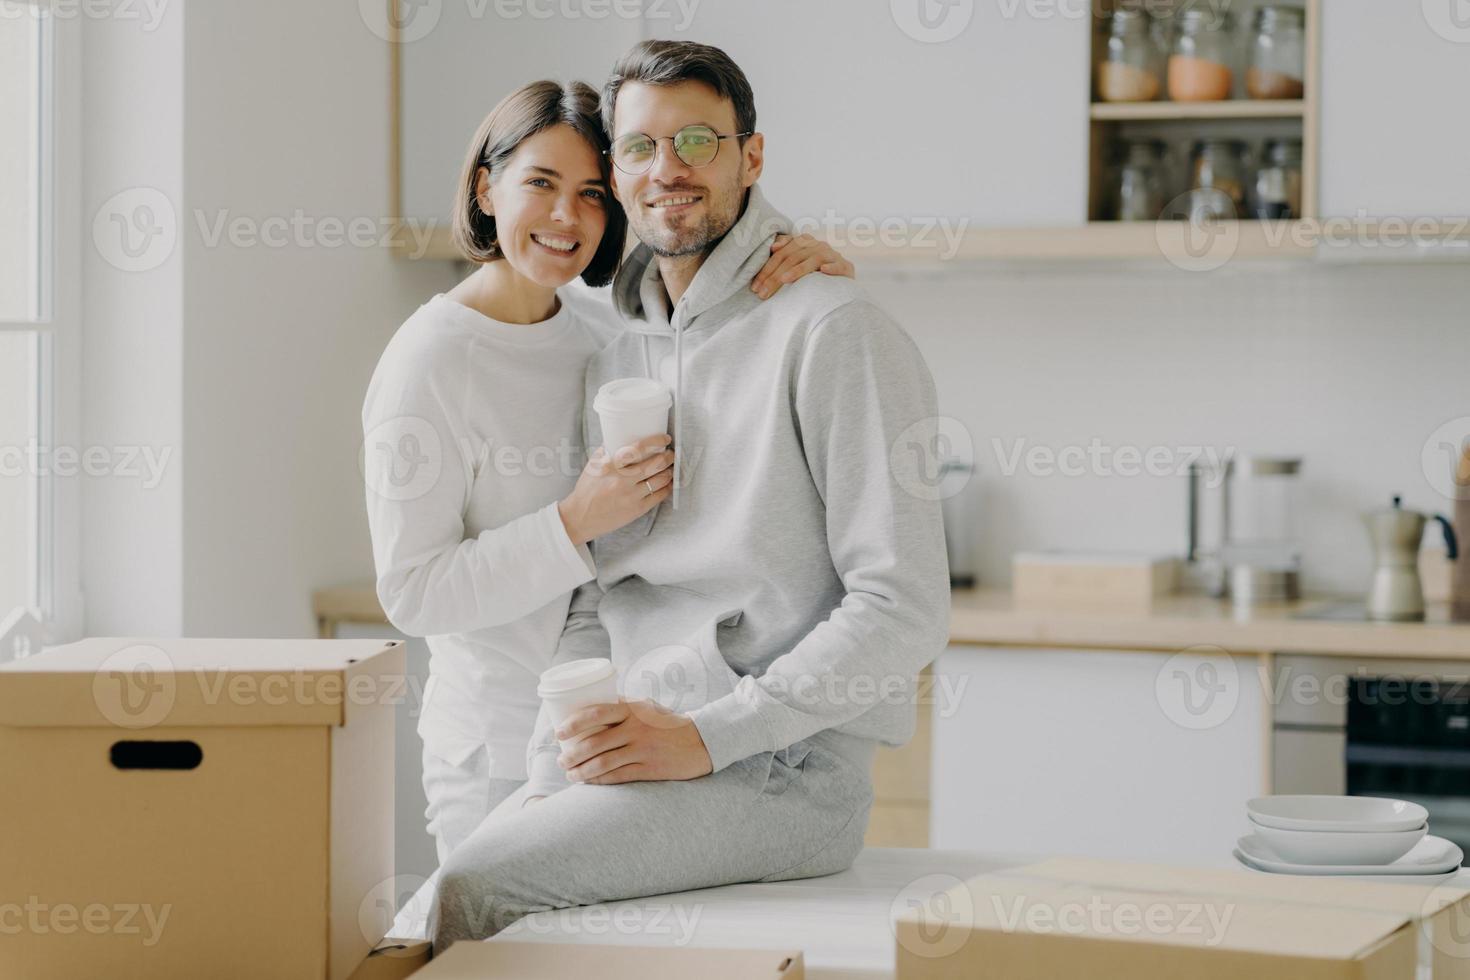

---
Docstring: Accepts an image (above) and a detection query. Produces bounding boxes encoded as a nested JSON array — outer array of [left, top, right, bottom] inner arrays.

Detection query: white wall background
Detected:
[[81, 4, 185, 635], [860, 258, 1468, 593]]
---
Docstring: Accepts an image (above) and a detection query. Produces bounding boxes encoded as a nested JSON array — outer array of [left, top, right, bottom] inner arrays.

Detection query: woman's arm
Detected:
[[749, 232, 856, 299], [362, 332, 597, 637]]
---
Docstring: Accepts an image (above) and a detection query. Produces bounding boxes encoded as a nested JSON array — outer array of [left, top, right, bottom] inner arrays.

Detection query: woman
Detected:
[[362, 79, 851, 865]]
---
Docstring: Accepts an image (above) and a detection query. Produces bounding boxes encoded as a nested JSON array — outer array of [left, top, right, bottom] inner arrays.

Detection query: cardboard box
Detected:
[[347, 938, 432, 980], [895, 857, 1470, 980], [0, 637, 405, 980], [416, 940, 805, 978], [1013, 551, 1180, 609]]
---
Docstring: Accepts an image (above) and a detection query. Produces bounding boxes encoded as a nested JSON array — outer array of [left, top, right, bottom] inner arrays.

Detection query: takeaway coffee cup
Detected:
[[537, 658, 620, 744], [592, 378, 672, 463]]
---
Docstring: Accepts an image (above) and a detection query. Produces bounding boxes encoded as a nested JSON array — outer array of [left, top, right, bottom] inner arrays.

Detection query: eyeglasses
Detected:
[[606, 125, 753, 175]]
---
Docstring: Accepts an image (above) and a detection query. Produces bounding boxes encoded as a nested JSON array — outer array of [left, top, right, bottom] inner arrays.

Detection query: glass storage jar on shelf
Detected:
[[1105, 138, 1169, 221], [1251, 138, 1303, 219], [1183, 139, 1249, 221], [1168, 7, 1237, 102], [1097, 8, 1164, 102], [1246, 5, 1305, 99]]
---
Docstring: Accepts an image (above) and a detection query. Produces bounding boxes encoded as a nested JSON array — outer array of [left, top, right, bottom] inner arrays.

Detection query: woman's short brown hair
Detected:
[[451, 80, 626, 287]]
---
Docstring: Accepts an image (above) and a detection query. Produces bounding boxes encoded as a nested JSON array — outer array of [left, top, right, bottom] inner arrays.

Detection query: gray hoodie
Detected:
[[524, 186, 951, 796]]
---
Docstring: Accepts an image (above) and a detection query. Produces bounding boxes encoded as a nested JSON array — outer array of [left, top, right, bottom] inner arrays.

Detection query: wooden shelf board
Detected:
[[847, 221, 1316, 262], [391, 221, 1321, 264], [1090, 99, 1306, 122]]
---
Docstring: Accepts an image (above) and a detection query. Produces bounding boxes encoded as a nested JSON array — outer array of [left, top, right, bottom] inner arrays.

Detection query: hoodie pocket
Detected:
[[759, 740, 814, 799], [620, 607, 745, 715]]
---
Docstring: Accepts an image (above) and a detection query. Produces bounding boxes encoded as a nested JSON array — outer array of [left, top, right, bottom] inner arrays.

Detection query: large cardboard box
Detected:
[[417, 940, 805, 978], [895, 857, 1470, 980], [0, 637, 405, 980]]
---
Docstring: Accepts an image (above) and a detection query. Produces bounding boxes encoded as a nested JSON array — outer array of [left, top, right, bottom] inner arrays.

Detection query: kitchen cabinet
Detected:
[[389, 0, 1468, 262], [931, 644, 1265, 863], [392, 0, 1094, 259], [643, 0, 1091, 228], [867, 665, 934, 848], [1318, 2, 1470, 218]]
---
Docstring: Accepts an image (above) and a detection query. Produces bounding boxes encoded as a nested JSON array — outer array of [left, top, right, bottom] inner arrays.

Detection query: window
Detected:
[[1, 2, 76, 641]]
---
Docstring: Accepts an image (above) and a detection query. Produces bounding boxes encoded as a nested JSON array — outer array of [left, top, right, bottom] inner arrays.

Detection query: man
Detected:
[[429, 39, 950, 951]]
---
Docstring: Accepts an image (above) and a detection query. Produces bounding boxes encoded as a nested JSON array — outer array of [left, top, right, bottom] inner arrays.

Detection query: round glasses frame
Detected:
[[606, 125, 754, 175]]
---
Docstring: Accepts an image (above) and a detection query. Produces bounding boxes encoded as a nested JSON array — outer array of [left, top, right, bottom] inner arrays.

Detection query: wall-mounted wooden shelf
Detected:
[[1087, 0, 1320, 236]]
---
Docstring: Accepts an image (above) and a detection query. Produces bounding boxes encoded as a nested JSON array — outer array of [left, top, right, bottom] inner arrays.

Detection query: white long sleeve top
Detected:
[[362, 287, 618, 776]]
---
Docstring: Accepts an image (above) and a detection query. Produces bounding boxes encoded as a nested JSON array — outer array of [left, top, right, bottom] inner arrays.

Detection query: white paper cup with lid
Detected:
[[592, 378, 672, 463], [537, 658, 620, 745]]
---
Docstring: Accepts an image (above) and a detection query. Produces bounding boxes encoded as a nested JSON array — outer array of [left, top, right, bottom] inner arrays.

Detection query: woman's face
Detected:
[[477, 123, 611, 288]]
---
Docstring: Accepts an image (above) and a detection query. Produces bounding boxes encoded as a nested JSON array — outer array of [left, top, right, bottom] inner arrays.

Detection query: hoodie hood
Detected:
[[610, 185, 793, 511], [612, 183, 793, 330]]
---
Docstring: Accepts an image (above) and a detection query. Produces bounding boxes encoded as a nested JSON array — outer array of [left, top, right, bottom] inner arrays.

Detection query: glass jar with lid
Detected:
[[1105, 138, 1169, 221], [1097, 8, 1163, 102], [1168, 8, 1237, 102], [1251, 138, 1303, 219], [1246, 5, 1305, 99], [1185, 139, 1249, 221]]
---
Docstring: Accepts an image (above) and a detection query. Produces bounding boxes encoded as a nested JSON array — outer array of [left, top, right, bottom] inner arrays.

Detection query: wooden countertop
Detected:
[[950, 588, 1470, 660], [311, 582, 1470, 660]]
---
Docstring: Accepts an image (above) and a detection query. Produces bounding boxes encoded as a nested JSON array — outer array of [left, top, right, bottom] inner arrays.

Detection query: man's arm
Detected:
[[685, 299, 953, 773]]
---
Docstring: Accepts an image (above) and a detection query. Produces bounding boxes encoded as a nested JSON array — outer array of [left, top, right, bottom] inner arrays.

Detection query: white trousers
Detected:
[[420, 738, 527, 866]]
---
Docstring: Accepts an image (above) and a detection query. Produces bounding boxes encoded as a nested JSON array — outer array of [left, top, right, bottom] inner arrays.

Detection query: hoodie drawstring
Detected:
[[639, 326, 681, 524]]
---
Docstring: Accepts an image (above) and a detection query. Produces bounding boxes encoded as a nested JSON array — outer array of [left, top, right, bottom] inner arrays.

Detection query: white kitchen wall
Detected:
[[176, 1, 452, 637], [81, 6, 185, 635], [80, 2, 450, 638], [861, 257, 1469, 594]]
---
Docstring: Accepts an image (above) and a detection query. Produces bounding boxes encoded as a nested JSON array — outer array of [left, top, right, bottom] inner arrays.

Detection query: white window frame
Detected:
[[2, 7, 82, 642]]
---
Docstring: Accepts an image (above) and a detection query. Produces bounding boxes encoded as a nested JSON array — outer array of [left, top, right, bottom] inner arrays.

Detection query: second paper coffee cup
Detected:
[[592, 377, 672, 462]]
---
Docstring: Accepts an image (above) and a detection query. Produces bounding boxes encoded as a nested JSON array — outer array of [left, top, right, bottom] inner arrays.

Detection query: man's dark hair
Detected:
[[602, 40, 756, 140]]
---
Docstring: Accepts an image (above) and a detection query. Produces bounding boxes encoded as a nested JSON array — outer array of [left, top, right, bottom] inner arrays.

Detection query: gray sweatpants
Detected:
[[427, 729, 875, 953]]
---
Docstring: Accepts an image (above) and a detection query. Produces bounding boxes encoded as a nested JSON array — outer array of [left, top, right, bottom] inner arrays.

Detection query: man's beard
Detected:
[[630, 179, 741, 258], [642, 212, 724, 257]]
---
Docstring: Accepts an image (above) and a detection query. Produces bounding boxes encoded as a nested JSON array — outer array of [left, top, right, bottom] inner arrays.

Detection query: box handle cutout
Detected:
[[109, 740, 203, 771]]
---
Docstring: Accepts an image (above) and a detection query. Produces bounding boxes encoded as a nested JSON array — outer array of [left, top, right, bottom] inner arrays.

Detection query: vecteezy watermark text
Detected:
[[0, 441, 172, 489], [992, 438, 1234, 484], [0, 899, 171, 947]]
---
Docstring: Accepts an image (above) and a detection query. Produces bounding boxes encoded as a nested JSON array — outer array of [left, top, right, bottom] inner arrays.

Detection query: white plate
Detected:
[[1235, 833, 1464, 877], [1232, 852, 1462, 885], [1249, 817, 1426, 865], [1247, 795, 1429, 833]]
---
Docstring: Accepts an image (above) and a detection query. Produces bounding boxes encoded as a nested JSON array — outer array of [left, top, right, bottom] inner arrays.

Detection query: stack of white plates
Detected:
[[1235, 795, 1464, 883]]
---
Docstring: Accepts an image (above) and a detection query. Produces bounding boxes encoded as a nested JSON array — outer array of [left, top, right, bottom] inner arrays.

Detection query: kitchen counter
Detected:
[[314, 581, 1470, 659], [950, 588, 1470, 660]]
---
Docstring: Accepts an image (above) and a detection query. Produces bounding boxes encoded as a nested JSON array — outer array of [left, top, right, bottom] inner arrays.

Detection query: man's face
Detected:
[[609, 80, 763, 258]]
